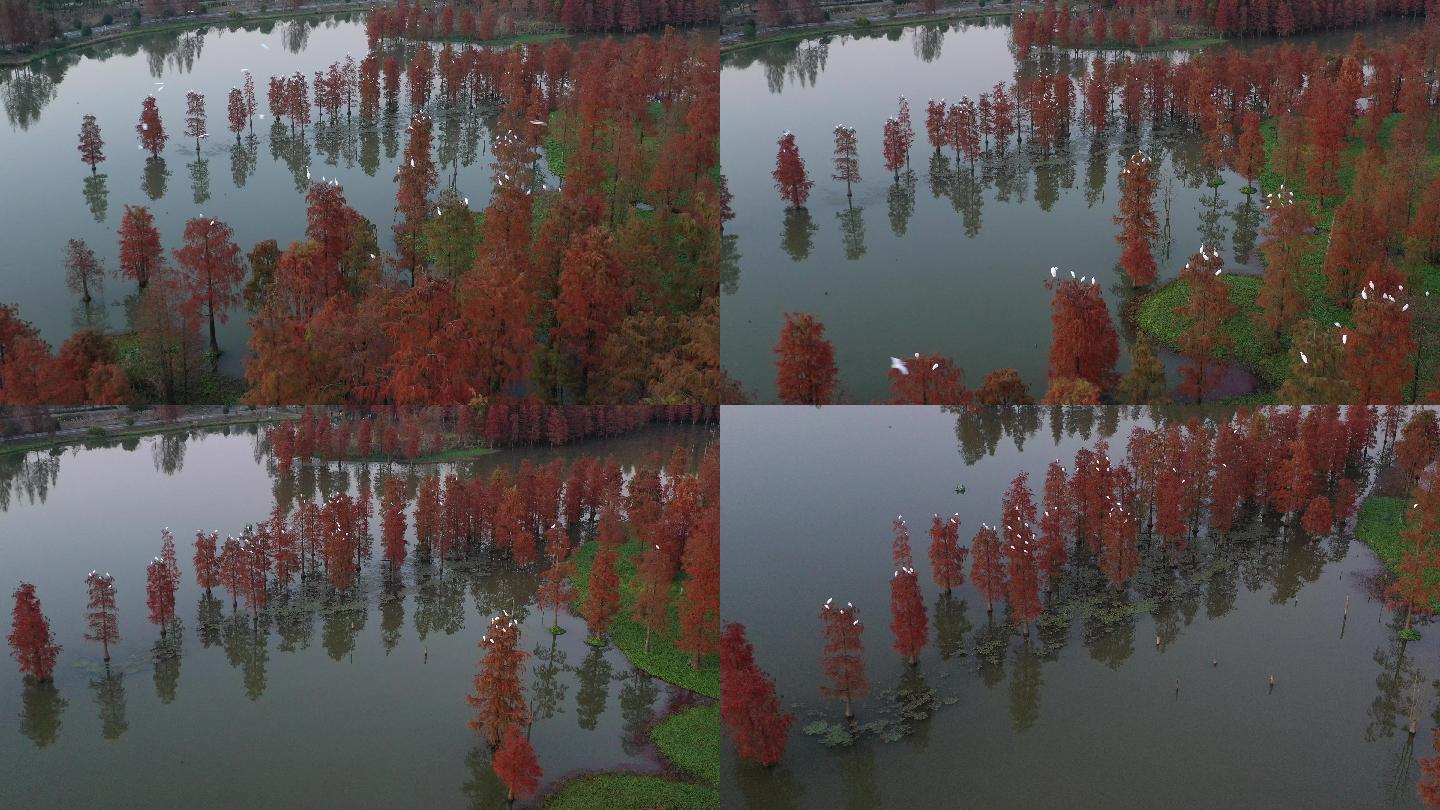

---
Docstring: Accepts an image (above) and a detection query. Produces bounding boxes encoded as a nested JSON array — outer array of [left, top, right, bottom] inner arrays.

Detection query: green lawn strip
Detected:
[[1137, 112, 1440, 397], [571, 537, 720, 699], [543, 775, 717, 810], [394, 445, 497, 464], [1356, 495, 1409, 569], [1136, 274, 1286, 385], [651, 704, 720, 786]]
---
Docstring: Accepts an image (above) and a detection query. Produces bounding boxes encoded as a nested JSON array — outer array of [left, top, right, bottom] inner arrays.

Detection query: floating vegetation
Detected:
[[803, 682, 947, 747]]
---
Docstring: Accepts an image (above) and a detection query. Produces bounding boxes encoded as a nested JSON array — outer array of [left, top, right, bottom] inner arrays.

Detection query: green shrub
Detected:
[[102, 13, 113, 24], [855, 15, 871, 26], [130, 10, 142, 26], [81, 25, 92, 36], [86, 426, 107, 438]]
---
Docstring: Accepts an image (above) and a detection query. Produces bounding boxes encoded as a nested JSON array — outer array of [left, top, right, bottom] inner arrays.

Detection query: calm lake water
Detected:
[[0, 420, 713, 807], [0, 15, 526, 377], [718, 20, 1419, 403], [721, 406, 1433, 807]]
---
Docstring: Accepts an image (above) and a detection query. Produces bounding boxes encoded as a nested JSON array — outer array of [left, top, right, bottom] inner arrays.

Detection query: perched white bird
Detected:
[[931, 362, 940, 371], [1050, 266, 1057, 277], [1299, 351, 1309, 364]]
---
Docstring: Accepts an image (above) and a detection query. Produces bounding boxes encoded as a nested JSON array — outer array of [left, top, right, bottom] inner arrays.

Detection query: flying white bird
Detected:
[[260, 43, 269, 50], [890, 357, 910, 375]]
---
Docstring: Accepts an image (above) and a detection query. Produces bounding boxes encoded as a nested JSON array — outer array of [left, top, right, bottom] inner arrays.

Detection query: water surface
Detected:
[[721, 405, 1432, 808], [0, 420, 713, 807]]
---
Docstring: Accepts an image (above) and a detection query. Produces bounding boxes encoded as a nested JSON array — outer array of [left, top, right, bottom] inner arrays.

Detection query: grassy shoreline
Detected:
[[1136, 112, 1440, 401], [0, 409, 293, 457], [543, 538, 720, 808], [720, 6, 1025, 55], [543, 704, 720, 809], [0, 4, 370, 67], [1, 4, 575, 68]]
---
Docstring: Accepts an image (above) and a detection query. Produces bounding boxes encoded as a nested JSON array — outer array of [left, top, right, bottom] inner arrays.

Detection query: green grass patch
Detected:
[[651, 704, 720, 786], [572, 537, 719, 699], [1355, 496, 1409, 569], [1355, 495, 1440, 612], [543, 775, 717, 810], [400, 445, 497, 464], [1136, 274, 1289, 385]]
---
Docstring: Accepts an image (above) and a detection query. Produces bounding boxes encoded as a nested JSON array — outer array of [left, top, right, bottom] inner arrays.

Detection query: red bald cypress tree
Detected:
[[145, 557, 176, 636], [773, 132, 813, 208], [381, 476, 408, 572], [678, 510, 720, 669], [1099, 503, 1138, 591], [1046, 277, 1120, 393], [1115, 152, 1160, 287], [1258, 186, 1312, 349], [1038, 460, 1071, 579], [889, 563, 927, 666], [819, 603, 867, 719], [137, 96, 167, 158], [118, 205, 164, 290], [84, 571, 119, 662], [193, 530, 220, 593], [584, 539, 621, 641], [927, 513, 967, 593], [492, 726, 542, 802], [183, 90, 206, 153], [721, 622, 794, 767], [632, 540, 673, 654], [1388, 472, 1440, 631], [1302, 496, 1333, 537], [78, 114, 105, 172], [774, 312, 839, 405], [468, 614, 530, 750], [555, 226, 633, 386], [882, 117, 905, 180], [1344, 279, 1414, 404], [970, 524, 1007, 614], [1004, 526, 1042, 636], [1234, 111, 1265, 192], [9, 584, 61, 682], [887, 353, 970, 405], [227, 88, 246, 142], [173, 216, 246, 359], [1396, 410, 1440, 485], [536, 529, 576, 633], [1175, 246, 1236, 404], [832, 125, 861, 198]]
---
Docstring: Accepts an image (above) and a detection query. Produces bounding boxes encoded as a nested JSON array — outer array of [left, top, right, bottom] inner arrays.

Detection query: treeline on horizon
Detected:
[[365, 0, 719, 40]]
